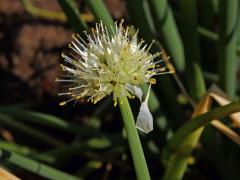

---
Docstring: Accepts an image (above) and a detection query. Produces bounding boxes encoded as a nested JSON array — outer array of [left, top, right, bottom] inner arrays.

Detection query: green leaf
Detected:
[[58, 0, 88, 33], [0, 148, 80, 180]]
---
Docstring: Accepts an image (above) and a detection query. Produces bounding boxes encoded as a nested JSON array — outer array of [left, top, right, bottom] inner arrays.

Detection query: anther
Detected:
[[149, 78, 156, 84], [59, 101, 67, 106], [60, 64, 65, 70]]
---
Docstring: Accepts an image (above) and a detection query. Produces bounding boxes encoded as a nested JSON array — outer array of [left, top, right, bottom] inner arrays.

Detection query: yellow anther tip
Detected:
[[75, 96, 81, 100], [187, 156, 195, 165], [114, 101, 117, 107], [130, 95, 135, 99], [160, 67, 167, 72], [60, 64, 65, 71], [149, 78, 156, 84], [59, 102, 66, 106]]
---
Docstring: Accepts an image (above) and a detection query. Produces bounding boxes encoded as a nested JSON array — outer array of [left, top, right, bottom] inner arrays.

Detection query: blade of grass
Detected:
[[58, 0, 88, 33], [127, 0, 155, 42], [165, 100, 240, 158], [162, 1, 207, 178], [198, 0, 216, 73], [42, 138, 111, 157], [203, 71, 219, 83], [198, 27, 240, 55], [198, 0, 215, 29], [236, 2, 240, 50], [21, 0, 94, 22], [149, 0, 185, 71], [198, 27, 218, 42], [180, 0, 206, 101], [0, 141, 56, 164], [36, 137, 114, 167], [0, 141, 32, 156], [118, 97, 150, 180], [218, 0, 238, 98], [0, 107, 111, 138], [0, 148, 80, 180], [163, 100, 240, 180], [0, 114, 64, 147], [86, 0, 114, 32]]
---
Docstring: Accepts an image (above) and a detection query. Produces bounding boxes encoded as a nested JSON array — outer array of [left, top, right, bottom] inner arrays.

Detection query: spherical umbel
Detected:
[[56, 20, 173, 133]]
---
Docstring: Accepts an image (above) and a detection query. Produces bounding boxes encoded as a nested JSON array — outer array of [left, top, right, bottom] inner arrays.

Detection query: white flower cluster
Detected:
[[56, 20, 172, 133]]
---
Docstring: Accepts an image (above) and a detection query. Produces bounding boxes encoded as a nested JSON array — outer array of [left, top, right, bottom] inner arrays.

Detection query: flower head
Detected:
[[56, 20, 173, 133]]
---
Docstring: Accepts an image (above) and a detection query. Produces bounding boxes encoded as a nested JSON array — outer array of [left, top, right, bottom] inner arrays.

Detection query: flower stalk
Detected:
[[118, 97, 150, 180], [56, 21, 172, 179]]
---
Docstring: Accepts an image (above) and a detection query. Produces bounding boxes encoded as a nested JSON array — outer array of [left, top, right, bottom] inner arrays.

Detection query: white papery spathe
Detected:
[[136, 85, 153, 133], [126, 84, 143, 101]]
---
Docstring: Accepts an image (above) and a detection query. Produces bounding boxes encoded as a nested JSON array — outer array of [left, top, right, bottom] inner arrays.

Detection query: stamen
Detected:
[[149, 78, 156, 84], [58, 92, 71, 96], [69, 85, 88, 90], [59, 97, 75, 106], [55, 78, 77, 82]]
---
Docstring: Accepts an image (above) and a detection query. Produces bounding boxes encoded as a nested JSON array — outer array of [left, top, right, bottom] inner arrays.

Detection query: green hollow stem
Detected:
[[0, 141, 55, 164], [22, 0, 66, 21], [21, 0, 93, 22], [197, 27, 240, 55], [118, 97, 150, 180], [126, 0, 155, 42], [0, 148, 80, 180], [163, 100, 240, 180], [58, 0, 88, 33], [163, 128, 203, 180], [86, 0, 114, 33], [189, 26, 240, 55], [0, 107, 120, 142], [0, 114, 64, 147], [162, 2, 207, 177], [198, 27, 218, 42], [218, 0, 238, 98], [198, 27, 240, 56], [149, 0, 185, 71], [180, 0, 206, 101]]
